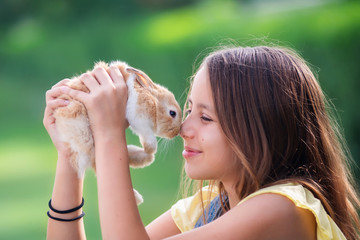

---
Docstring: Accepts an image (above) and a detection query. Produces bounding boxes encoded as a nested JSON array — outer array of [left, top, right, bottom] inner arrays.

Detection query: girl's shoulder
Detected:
[[238, 183, 347, 240]]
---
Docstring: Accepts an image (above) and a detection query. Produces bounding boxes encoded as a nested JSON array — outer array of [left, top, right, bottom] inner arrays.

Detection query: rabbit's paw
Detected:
[[127, 145, 155, 168]]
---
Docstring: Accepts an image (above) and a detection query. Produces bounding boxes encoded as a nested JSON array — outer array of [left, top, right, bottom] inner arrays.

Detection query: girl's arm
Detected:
[[146, 194, 315, 240], [44, 81, 86, 240], [95, 129, 148, 239], [146, 210, 181, 239], [46, 153, 85, 240], [62, 66, 150, 239]]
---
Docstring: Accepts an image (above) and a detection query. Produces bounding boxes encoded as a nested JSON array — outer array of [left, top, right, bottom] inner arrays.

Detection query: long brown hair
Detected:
[[182, 46, 360, 239]]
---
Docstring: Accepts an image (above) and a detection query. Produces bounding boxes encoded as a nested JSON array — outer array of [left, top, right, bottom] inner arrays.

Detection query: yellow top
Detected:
[[171, 183, 346, 239]]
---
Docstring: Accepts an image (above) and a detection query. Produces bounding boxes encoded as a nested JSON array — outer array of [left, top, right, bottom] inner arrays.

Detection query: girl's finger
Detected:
[[43, 98, 70, 126], [60, 86, 88, 103], [46, 86, 66, 102], [43, 106, 55, 127], [92, 66, 113, 87], [79, 73, 100, 92], [47, 98, 70, 110], [51, 78, 71, 89], [108, 66, 126, 86]]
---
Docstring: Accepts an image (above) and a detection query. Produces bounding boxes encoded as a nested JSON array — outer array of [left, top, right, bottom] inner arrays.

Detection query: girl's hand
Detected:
[[60, 66, 128, 140], [43, 79, 72, 155]]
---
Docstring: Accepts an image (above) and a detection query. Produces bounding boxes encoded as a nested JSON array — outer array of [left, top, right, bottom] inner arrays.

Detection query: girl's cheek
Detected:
[[202, 125, 227, 147], [199, 126, 210, 142]]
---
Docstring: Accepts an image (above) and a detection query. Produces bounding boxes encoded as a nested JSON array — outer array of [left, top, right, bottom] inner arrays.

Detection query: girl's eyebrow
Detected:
[[187, 98, 213, 111]]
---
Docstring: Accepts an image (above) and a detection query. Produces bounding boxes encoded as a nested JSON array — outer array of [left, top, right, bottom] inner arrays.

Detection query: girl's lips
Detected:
[[182, 147, 202, 159]]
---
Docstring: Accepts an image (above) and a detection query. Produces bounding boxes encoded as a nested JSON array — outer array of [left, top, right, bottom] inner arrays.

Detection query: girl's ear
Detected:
[[126, 67, 155, 89]]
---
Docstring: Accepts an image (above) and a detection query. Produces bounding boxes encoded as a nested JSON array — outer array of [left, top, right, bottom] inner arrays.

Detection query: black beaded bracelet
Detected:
[[47, 210, 85, 222], [48, 197, 84, 214]]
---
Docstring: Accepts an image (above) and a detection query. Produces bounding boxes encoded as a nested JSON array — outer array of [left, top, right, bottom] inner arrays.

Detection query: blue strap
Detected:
[[194, 195, 228, 228]]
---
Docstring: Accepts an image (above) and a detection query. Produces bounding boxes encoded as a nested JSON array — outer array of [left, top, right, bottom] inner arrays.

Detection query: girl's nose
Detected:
[[180, 118, 194, 140]]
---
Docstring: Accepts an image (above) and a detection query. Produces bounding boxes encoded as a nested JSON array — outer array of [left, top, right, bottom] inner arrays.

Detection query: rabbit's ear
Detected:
[[126, 67, 155, 89]]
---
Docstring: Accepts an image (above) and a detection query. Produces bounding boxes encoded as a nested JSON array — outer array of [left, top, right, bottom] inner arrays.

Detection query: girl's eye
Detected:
[[201, 116, 212, 122], [185, 109, 191, 115]]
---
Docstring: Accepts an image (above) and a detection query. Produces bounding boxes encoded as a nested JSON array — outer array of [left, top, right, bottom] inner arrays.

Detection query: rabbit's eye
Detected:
[[169, 110, 177, 118]]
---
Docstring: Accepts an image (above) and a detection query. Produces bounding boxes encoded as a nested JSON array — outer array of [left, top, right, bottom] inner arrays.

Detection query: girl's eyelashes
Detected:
[[201, 115, 213, 122], [184, 108, 213, 122]]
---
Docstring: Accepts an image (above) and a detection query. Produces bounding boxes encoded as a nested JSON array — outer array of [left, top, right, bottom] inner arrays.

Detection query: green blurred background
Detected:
[[0, 0, 359, 239]]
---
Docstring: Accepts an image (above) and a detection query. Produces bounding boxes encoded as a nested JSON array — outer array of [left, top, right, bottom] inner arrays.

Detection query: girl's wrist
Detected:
[[56, 152, 80, 178], [57, 150, 71, 160], [93, 127, 127, 145], [51, 152, 84, 213], [94, 130, 128, 163]]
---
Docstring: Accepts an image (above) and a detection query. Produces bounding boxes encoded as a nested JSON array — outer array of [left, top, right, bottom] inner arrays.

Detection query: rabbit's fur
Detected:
[[54, 61, 182, 205]]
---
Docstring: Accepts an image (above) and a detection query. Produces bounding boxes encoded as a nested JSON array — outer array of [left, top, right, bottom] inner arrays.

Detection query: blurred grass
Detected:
[[0, 0, 359, 239], [0, 126, 183, 239]]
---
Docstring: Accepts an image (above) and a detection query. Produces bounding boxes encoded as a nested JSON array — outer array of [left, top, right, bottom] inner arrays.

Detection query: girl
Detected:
[[44, 46, 360, 239]]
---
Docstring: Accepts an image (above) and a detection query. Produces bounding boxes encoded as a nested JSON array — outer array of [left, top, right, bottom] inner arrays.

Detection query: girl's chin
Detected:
[[185, 164, 208, 180]]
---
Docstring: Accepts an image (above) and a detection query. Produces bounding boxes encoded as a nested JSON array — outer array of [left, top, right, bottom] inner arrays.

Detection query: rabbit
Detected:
[[54, 61, 182, 205]]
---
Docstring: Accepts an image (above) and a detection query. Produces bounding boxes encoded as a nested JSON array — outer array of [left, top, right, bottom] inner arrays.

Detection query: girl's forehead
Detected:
[[188, 67, 215, 112], [192, 67, 208, 89]]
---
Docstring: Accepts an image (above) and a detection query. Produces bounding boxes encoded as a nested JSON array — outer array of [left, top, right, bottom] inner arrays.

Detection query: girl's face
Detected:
[[180, 66, 237, 183]]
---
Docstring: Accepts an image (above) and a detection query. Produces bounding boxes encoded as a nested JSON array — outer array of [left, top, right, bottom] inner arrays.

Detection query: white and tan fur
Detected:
[[54, 61, 182, 205]]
